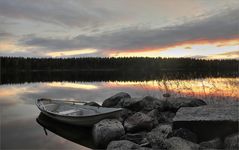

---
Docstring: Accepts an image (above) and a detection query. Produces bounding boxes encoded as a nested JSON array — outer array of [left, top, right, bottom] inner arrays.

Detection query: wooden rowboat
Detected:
[[36, 98, 122, 126]]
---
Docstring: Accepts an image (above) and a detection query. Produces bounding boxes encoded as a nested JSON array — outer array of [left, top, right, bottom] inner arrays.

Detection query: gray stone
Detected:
[[146, 124, 172, 149], [159, 111, 176, 123], [124, 112, 153, 132], [166, 137, 200, 150], [224, 132, 239, 149], [168, 97, 206, 111], [147, 109, 160, 126], [148, 123, 172, 139], [140, 96, 170, 112], [199, 138, 223, 149], [102, 92, 131, 107], [147, 136, 168, 149], [92, 119, 125, 148], [173, 105, 239, 141], [119, 98, 143, 111], [121, 132, 148, 145], [169, 128, 198, 143], [84, 101, 100, 107], [107, 140, 152, 150], [118, 108, 134, 122]]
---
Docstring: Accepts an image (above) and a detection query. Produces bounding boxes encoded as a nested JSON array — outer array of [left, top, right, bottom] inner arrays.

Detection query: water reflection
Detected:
[[1, 112, 90, 150], [1, 77, 238, 149], [36, 113, 95, 148]]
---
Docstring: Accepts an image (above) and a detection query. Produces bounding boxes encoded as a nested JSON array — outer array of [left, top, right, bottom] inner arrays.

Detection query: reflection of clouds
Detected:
[[1, 78, 238, 108], [46, 82, 98, 90], [1, 79, 238, 149], [104, 78, 239, 100], [2, 118, 89, 150]]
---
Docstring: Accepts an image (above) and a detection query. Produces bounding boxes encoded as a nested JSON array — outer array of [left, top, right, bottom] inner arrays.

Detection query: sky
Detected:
[[0, 0, 238, 59]]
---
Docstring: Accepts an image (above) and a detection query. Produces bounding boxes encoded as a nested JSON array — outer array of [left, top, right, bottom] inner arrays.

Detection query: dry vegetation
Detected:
[[140, 77, 239, 105]]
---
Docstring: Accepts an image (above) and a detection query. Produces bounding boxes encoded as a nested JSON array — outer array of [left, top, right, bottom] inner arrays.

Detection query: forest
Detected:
[[1, 57, 238, 72], [1, 57, 238, 84]]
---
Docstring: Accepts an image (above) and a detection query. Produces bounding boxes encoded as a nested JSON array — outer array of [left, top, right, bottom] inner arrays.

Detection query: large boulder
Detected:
[[107, 140, 152, 150], [199, 138, 223, 149], [102, 92, 131, 107], [165, 137, 199, 150], [169, 128, 198, 143], [224, 132, 239, 149], [92, 119, 125, 148], [124, 112, 153, 132], [168, 97, 207, 111], [173, 104, 239, 142]]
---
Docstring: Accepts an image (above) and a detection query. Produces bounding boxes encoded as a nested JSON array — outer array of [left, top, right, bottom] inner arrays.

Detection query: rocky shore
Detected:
[[86, 92, 239, 150]]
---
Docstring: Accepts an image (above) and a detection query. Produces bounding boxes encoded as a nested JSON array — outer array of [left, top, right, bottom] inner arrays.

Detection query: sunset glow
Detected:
[[47, 82, 98, 90], [47, 49, 98, 57], [105, 78, 239, 99], [109, 39, 239, 59]]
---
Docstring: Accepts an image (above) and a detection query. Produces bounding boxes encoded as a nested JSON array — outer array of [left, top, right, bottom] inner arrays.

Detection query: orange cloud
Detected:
[[108, 38, 239, 58]]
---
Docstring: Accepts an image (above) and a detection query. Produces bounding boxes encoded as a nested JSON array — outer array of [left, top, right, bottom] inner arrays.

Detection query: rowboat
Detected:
[[36, 98, 123, 126]]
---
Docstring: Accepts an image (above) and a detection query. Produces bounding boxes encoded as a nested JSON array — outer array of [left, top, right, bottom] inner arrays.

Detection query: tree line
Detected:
[[1, 57, 238, 73]]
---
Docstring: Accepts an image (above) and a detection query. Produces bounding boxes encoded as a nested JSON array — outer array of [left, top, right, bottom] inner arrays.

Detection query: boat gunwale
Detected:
[[36, 99, 123, 118]]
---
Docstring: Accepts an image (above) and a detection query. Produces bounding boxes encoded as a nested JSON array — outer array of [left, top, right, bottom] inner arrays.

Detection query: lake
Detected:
[[1, 72, 238, 149]]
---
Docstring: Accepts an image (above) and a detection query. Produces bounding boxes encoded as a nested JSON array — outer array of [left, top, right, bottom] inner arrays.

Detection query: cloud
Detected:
[[0, 0, 120, 28], [207, 50, 239, 59], [0, 32, 15, 41], [20, 8, 239, 54]]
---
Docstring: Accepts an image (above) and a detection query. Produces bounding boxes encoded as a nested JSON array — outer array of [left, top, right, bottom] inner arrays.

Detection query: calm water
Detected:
[[1, 72, 239, 149]]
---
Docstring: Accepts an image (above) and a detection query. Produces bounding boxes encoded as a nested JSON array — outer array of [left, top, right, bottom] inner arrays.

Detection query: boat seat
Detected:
[[58, 109, 78, 115]]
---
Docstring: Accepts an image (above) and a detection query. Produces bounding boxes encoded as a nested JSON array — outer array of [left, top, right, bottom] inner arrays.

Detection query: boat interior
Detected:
[[37, 99, 120, 116]]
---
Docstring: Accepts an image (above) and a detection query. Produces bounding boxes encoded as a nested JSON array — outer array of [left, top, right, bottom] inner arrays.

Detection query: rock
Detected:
[[92, 119, 125, 148], [84, 101, 100, 107], [173, 104, 239, 142], [145, 109, 175, 127], [224, 132, 239, 149], [102, 92, 131, 107], [159, 111, 176, 123], [149, 111, 176, 124], [147, 109, 160, 126], [118, 108, 134, 122], [153, 124, 173, 139], [119, 98, 143, 111], [140, 96, 171, 112], [169, 128, 198, 143], [121, 132, 148, 145], [107, 140, 152, 150], [147, 135, 168, 149], [168, 97, 207, 111], [199, 138, 223, 149], [124, 112, 153, 132], [165, 137, 200, 150], [146, 124, 173, 148], [163, 93, 171, 98]]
